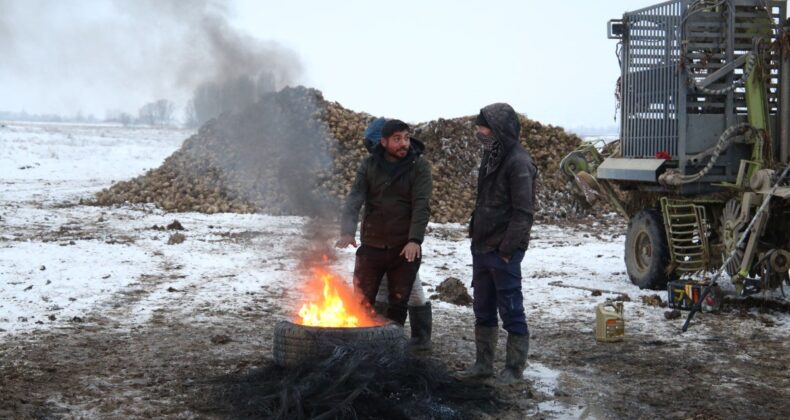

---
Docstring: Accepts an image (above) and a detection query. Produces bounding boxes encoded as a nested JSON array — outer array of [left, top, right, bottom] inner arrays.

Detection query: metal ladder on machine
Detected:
[[661, 197, 710, 275]]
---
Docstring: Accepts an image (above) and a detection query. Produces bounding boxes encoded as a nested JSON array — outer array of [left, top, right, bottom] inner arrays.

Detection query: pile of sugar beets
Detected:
[[95, 86, 590, 223]]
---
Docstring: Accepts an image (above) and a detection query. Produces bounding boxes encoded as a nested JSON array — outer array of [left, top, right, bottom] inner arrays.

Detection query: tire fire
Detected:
[[296, 268, 382, 328]]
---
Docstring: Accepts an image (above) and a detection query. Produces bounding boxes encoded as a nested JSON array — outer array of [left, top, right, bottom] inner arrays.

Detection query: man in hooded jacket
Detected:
[[459, 103, 537, 386], [336, 119, 433, 326]]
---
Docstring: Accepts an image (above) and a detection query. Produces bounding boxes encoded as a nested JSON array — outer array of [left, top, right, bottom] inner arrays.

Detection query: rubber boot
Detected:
[[458, 326, 498, 379], [496, 333, 529, 386], [407, 302, 432, 352], [373, 301, 389, 318]]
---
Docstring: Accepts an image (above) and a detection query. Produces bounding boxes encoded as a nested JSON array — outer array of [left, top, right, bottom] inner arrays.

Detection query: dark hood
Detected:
[[479, 103, 521, 152], [408, 137, 425, 156], [363, 117, 387, 152]]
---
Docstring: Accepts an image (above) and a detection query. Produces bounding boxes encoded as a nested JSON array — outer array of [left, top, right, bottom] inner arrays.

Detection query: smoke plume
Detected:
[[0, 0, 303, 119]]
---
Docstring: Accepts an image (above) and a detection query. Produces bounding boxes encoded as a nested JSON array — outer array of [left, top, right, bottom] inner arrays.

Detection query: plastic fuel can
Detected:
[[595, 301, 624, 342]]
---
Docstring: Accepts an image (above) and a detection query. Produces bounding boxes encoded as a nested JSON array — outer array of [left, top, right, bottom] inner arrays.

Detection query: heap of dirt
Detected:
[[432, 277, 473, 306], [94, 86, 586, 222]]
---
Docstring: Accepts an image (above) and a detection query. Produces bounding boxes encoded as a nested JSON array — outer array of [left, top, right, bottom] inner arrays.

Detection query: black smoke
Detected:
[[0, 0, 302, 121]]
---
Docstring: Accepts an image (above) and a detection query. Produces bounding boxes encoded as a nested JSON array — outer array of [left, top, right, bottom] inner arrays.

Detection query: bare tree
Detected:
[[192, 82, 223, 126], [105, 109, 134, 126], [183, 99, 198, 128], [154, 99, 174, 126], [118, 112, 133, 126], [138, 102, 156, 125], [138, 99, 175, 126]]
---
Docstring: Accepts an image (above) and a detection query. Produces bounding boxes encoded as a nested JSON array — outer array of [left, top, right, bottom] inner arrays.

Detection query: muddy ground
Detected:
[[2, 216, 789, 420]]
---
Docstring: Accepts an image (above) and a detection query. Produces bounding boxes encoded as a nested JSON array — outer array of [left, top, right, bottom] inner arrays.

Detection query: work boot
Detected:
[[407, 302, 432, 352], [496, 333, 529, 386], [458, 326, 498, 379], [373, 301, 389, 318]]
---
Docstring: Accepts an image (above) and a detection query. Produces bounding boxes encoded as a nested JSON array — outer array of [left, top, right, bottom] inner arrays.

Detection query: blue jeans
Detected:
[[471, 249, 528, 336]]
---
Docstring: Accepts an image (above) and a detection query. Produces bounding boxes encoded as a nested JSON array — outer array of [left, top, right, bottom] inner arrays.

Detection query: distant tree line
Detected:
[[0, 110, 100, 123], [2, 71, 280, 128], [1, 99, 176, 127], [105, 99, 176, 127]]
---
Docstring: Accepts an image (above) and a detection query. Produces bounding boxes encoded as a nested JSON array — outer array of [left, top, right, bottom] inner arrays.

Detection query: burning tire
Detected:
[[272, 321, 405, 367]]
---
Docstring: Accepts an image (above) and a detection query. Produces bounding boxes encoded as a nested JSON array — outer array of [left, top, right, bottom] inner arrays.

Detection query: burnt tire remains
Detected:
[[272, 321, 405, 367], [625, 209, 672, 290]]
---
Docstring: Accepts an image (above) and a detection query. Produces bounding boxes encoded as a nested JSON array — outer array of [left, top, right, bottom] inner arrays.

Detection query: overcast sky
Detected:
[[4, 0, 779, 130], [232, 0, 646, 129]]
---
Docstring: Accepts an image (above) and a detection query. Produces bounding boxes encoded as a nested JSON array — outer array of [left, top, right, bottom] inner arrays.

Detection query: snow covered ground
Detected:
[[2, 122, 789, 419], [0, 122, 636, 337], [0, 123, 723, 336]]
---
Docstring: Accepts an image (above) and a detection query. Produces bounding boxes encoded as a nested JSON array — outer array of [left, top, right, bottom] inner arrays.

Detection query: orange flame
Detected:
[[296, 267, 381, 328]]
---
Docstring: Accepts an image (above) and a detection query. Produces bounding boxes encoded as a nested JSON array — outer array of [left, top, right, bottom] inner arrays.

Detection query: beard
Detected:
[[386, 146, 409, 160]]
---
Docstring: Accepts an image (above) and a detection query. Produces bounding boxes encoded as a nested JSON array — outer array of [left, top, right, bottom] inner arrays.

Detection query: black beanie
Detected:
[[475, 111, 490, 128]]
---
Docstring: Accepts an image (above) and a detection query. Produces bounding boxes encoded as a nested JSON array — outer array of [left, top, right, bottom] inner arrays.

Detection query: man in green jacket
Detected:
[[336, 119, 432, 325]]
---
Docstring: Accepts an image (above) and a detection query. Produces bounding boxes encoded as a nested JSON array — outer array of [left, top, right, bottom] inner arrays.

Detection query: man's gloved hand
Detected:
[[335, 235, 358, 248], [498, 251, 511, 264], [400, 241, 421, 262]]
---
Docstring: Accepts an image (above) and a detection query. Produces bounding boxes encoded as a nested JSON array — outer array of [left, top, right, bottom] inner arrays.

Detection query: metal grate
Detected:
[[620, 0, 786, 160], [621, 0, 683, 158], [684, 1, 785, 117], [661, 198, 711, 273]]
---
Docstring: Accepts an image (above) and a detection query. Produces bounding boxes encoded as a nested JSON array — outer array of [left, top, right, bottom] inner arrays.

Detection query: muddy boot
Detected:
[[458, 326, 498, 379], [373, 301, 389, 317], [496, 333, 529, 386], [407, 302, 432, 352]]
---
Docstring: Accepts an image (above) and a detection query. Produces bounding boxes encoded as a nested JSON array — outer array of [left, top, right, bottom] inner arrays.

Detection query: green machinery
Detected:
[[561, 0, 790, 296]]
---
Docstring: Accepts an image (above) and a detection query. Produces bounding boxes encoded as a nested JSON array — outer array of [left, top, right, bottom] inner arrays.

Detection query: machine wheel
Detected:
[[719, 198, 747, 276], [625, 209, 672, 290]]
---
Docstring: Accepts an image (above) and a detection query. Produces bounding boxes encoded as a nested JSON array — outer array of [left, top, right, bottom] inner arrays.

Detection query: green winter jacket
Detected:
[[341, 139, 432, 248]]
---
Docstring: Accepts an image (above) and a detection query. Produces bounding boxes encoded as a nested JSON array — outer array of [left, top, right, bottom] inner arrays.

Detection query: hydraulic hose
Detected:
[[660, 123, 752, 186], [691, 52, 757, 96]]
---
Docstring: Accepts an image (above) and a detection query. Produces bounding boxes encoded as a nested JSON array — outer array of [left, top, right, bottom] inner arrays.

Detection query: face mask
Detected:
[[476, 132, 497, 150]]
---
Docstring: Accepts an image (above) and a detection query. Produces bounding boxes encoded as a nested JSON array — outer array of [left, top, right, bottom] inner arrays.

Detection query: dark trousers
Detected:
[[353, 244, 420, 325], [471, 249, 529, 336]]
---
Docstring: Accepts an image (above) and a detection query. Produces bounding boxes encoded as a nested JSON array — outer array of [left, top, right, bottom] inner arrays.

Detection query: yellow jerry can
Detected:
[[595, 301, 624, 342]]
